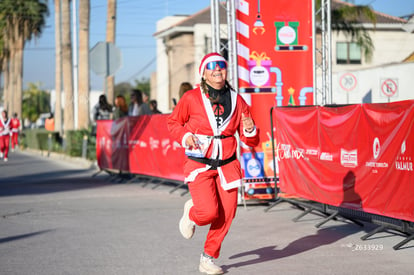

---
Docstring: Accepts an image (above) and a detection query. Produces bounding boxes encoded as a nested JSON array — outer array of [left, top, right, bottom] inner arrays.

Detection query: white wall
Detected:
[[332, 62, 414, 104], [50, 89, 103, 122], [332, 27, 414, 73], [155, 16, 188, 113]]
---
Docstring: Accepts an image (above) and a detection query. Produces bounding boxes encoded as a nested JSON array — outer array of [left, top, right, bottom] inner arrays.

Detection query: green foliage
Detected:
[[22, 127, 97, 161], [331, 4, 376, 62], [0, 0, 49, 41], [114, 82, 133, 103], [22, 82, 51, 123], [21, 129, 60, 151], [63, 128, 96, 160], [316, 0, 377, 61], [133, 77, 151, 98]]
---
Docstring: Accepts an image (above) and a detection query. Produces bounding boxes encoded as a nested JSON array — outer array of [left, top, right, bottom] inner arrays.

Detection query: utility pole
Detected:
[[105, 0, 117, 104]]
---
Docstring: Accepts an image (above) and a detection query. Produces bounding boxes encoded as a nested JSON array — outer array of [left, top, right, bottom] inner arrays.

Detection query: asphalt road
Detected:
[[0, 150, 413, 275]]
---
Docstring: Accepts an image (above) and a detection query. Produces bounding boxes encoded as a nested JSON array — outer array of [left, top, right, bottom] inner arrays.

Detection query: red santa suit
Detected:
[[10, 117, 21, 150], [0, 116, 11, 160], [168, 85, 259, 258]]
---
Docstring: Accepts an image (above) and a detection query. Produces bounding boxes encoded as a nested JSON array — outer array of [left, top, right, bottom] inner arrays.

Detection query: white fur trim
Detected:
[[243, 126, 257, 137], [184, 166, 211, 183], [218, 167, 242, 190], [199, 55, 227, 77]]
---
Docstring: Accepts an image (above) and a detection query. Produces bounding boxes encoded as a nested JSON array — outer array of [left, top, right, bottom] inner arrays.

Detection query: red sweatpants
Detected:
[[0, 135, 10, 158], [188, 169, 238, 259], [11, 132, 19, 149]]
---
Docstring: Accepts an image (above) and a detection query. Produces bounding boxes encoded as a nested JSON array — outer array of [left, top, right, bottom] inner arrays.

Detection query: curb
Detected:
[[21, 148, 98, 170]]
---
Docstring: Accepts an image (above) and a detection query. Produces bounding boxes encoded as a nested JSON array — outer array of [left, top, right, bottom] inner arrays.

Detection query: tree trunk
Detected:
[[78, 0, 90, 129], [2, 58, 10, 112], [105, 0, 116, 104], [61, 0, 74, 131], [54, 0, 63, 133], [13, 34, 24, 118]]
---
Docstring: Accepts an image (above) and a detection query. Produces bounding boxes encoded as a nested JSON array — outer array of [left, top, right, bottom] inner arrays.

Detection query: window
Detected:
[[336, 42, 361, 64]]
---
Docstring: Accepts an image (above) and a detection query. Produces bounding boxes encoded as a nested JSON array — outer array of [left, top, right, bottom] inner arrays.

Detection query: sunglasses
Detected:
[[205, 61, 227, 70]]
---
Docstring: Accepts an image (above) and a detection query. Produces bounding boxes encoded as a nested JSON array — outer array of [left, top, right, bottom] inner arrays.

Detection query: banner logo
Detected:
[[275, 143, 305, 161], [373, 137, 380, 159], [395, 140, 413, 171], [246, 158, 263, 177], [341, 149, 358, 168], [320, 152, 333, 161]]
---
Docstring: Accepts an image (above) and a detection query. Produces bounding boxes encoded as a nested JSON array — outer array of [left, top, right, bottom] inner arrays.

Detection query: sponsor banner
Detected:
[[274, 100, 414, 222], [96, 118, 130, 172], [96, 115, 185, 181], [128, 115, 185, 181], [236, 0, 314, 191]]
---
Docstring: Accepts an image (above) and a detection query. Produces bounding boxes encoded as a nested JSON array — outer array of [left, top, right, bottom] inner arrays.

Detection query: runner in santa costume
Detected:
[[168, 53, 260, 274], [10, 113, 21, 151], [0, 110, 11, 162]]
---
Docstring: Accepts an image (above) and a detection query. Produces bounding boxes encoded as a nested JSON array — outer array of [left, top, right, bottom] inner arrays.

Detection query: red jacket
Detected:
[[0, 118, 11, 136], [10, 118, 20, 133], [168, 87, 260, 190]]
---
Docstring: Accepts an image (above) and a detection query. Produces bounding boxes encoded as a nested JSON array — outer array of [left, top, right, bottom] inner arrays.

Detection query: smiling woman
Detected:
[[167, 52, 260, 274]]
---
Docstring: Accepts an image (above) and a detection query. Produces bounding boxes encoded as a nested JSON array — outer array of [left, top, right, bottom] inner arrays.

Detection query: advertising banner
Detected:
[[236, 0, 314, 198], [96, 115, 185, 181], [96, 118, 129, 172], [128, 115, 185, 181], [274, 100, 414, 222]]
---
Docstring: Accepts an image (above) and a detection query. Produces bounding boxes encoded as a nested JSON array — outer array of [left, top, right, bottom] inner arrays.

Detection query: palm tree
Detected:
[[0, 0, 48, 117], [61, 0, 74, 130], [0, 30, 10, 110], [54, 0, 63, 133], [317, 0, 377, 61], [105, 0, 116, 105], [78, 0, 90, 130], [331, 1, 376, 61], [22, 82, 51, 124]]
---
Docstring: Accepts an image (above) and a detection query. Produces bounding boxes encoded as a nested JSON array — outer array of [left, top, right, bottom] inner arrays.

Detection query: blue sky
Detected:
[[22, 0, 414, 91]]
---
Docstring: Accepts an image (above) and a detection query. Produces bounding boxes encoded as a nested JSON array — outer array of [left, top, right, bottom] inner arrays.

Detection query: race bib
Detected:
[[185, 134, 213, 158]]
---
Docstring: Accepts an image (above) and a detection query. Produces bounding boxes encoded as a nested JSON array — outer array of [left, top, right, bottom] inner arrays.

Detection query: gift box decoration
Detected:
[[248, 51, 272, 88]]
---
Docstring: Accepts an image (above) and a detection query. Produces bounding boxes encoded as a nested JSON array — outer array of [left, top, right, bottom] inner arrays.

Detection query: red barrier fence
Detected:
[[96, 114, 185, 182], [274, 100, 414, 222]]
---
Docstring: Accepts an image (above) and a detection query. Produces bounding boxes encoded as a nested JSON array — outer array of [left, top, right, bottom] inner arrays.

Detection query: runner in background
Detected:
[[10, 113, 21, 151], [45, 113, 55, 131], [0, 110, 11, 162]]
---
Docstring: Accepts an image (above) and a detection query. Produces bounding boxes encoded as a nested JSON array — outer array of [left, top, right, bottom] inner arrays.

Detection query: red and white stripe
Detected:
[[236, 0, 251, 88]]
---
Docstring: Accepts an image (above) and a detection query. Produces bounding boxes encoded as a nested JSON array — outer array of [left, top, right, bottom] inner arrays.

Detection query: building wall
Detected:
[[154, 16, 188, 113], [167, 33, 195, 110], [332, 62, 414, 104], [332, 27, 414, 73]]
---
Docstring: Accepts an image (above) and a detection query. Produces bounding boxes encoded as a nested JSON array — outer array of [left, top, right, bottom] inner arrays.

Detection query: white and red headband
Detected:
[[199, 53, 227, 78]]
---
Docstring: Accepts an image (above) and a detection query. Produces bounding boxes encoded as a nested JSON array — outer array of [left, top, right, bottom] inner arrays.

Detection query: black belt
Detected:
[[188, 154, 237, 170], [213, 135, 233, 139]]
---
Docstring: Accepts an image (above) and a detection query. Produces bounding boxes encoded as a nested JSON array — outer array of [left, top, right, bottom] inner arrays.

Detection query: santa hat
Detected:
[[199, 52, 227, 78]]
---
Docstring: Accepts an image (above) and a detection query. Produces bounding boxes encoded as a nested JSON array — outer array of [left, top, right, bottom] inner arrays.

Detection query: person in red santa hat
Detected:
[[10, 113, 21, 152], [168, 52, 259, 274], [0, 110, 11, 162]]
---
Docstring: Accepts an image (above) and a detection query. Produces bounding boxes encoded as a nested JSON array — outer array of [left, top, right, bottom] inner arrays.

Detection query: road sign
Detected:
[[90, 42, 122, 76], [339, 73, 357, 92], [380, 78, 398, 97]]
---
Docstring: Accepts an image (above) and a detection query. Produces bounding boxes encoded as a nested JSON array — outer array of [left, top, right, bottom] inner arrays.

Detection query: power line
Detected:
[[125, 55, 157, 82]]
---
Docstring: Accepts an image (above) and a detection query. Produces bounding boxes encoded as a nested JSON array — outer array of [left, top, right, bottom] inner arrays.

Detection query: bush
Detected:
[[22, 128, 96, 160], [22, 129, 60, 151]]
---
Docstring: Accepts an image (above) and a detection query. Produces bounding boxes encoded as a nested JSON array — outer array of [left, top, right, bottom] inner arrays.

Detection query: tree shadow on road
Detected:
[[222, 224, 359, 272], [0, 168, 115, 197], [0, 229, 55, 244]]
